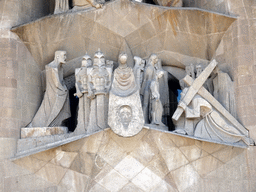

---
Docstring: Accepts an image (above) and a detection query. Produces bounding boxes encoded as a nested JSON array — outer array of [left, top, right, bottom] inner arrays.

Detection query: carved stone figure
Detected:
[[72, 0, 105, 10], [172, 60, 253, 146], [153, 0, 182, 7], [213, 67, 236, 117], [118, 105, 133, 129], [74, 54, 92, 134], [180, 88, 252, 145], [111, 54, 138, 97], [133, 56, 145, 89], [87, 50, 112, 133], [179, 64, 195, 90], [141, 54, 158, 123], [28, 51, 71, 127], [196, 64, 214, 94], [108, 53, 144, 137], [155, 59, 169, 125], [150, 70, 167, 130], [54, 0, 69, 14]]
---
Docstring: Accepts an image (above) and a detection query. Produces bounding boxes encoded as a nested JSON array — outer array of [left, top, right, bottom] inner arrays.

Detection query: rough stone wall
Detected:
[[182, 1, 256, 190], [8, 129, 256, 191], [0, 0, 50, 155]]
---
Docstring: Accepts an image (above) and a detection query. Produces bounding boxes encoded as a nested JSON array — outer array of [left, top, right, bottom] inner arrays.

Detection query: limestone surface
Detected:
[[21, 127, 68, 139]]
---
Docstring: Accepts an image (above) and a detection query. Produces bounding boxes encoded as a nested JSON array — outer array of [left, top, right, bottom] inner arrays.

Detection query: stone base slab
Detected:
[[21, 127, 68, 139]]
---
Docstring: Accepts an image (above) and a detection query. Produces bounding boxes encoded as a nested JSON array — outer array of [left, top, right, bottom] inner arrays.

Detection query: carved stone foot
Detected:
[[173, 129, 187, 135]]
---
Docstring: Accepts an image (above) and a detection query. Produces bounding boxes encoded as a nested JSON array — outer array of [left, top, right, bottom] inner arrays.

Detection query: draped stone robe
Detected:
[[28, 63, 71, 128], [186, 94, 251, 145], [54, 0, 69, 14]]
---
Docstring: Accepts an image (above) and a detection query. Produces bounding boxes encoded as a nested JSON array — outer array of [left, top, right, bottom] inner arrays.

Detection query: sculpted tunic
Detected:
[[28, 63, 71, 127], [111, 67, 138, 97]]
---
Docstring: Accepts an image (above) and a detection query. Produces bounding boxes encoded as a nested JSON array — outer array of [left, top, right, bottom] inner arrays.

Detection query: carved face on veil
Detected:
[[119, 105, 132, 128]]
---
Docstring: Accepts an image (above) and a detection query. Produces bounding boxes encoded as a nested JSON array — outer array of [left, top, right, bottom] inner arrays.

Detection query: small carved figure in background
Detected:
[[133, 56, 145, 88], [213, 67, 236, 118], [196, 64, 214, 94], [141, 54, 158, 123], [150, 70, 166, 128], [133, 56, 145, 101], [179, 64, 195, 90]]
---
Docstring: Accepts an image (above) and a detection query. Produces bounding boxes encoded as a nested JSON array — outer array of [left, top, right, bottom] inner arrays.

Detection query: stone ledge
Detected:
[[12, 126, 249, 161], [21, 127, 68, 139], [12, 129, 105, 161], [146, 126, 249, 149]]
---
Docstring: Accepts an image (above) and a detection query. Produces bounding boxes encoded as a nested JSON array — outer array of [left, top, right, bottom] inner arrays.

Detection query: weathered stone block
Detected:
[[21, 127, 68, 139]]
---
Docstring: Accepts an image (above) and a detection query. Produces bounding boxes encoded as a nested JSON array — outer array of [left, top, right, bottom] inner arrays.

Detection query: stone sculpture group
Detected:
[[54, 0, 183, 14], [25, 49, 254, 146]]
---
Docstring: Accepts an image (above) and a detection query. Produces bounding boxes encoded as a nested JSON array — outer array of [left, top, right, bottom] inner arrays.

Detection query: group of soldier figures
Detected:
[[27, 49, 254, 145]]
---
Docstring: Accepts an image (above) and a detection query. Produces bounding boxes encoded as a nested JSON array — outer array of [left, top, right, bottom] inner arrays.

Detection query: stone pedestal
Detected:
[[21, 127, 68, 139]]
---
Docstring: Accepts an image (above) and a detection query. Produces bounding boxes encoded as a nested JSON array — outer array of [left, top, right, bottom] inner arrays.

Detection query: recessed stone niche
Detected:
[[0, 0, 255, 191]]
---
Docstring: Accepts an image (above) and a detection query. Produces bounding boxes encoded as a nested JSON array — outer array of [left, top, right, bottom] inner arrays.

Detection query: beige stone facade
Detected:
[[0, 0, 256, 191]]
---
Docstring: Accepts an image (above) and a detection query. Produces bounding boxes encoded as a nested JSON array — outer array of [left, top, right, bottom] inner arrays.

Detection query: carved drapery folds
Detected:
[[25, 49, 253, 147], [173, 60, 254, 146], [27, 51, 71, 128]]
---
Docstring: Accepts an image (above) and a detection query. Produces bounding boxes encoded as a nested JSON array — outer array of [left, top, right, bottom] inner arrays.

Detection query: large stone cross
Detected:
[[172, 60, 249, 136]]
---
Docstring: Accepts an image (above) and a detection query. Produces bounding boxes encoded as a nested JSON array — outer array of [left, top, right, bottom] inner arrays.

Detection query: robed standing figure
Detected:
[[28, 51, 71, 128]]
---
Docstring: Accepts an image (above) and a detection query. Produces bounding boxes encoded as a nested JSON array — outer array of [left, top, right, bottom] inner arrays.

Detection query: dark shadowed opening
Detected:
[[166, 74, 180, 131], [65, 87, 79, 132]]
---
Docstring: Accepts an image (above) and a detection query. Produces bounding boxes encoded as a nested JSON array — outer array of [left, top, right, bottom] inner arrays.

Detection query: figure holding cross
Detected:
[[172, 60, 254, 146]]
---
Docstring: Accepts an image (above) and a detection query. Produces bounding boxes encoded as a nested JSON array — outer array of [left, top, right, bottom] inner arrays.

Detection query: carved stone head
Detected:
[[156, 70, 164, 80], [118, 53, 128, 67], [134, 56, 145, 70], [141, 59, 146, 68], [196, 64, 203, 78], [119, 105, 132, 128], [94, 49, 105, 67], [55, 51, 67, 64], [149, 54, 158, 66], [82, 54, 92, 67], [185, 64, 195, 79]]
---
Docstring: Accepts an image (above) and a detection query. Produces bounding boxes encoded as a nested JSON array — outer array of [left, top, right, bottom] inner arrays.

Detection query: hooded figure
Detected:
[[28, 51, 71, 128]]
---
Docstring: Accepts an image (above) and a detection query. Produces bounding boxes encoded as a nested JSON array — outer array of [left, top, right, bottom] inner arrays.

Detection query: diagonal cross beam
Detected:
[[172, 59, 218, 121], [182, 75, 249, 136]]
